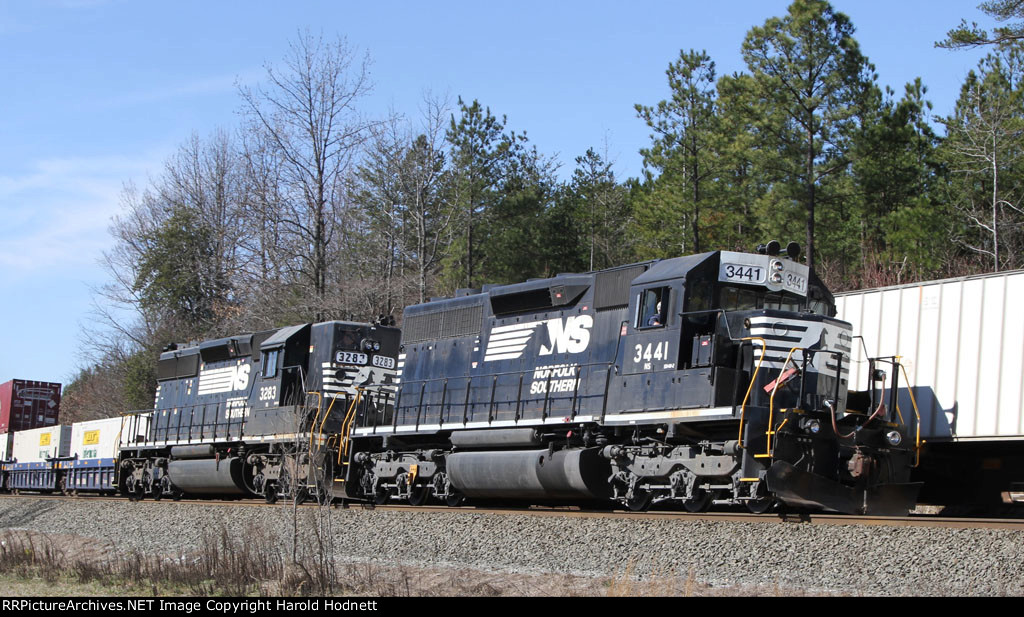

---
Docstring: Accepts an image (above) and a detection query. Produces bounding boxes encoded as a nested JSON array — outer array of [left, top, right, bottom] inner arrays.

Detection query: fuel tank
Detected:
[[166, 457, 248, 495], [447, 447, 612, 500]]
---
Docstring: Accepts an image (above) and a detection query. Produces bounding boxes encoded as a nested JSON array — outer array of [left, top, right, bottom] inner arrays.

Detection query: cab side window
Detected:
[[636, 287, 669, 328], [262, 349, 280, 378], [688, 280, 713, 313]]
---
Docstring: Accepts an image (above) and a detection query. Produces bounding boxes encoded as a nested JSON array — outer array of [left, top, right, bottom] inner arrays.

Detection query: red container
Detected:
[[0, 380, 61, 433]]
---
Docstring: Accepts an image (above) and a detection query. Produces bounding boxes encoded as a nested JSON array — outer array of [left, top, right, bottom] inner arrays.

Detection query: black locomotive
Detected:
[[118, 320, 401, 502], [346, 245, 921, 515]]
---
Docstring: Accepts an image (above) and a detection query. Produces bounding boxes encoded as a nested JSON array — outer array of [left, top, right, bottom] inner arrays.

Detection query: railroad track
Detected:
[[2, 492, 1023, 530]]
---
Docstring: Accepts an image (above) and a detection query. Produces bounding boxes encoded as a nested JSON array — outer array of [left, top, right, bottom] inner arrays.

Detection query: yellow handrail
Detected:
[[337, 388, 363, 466], [306, 391, 323, 460], [759, 347, 803, 458], [737, 337, 767, 449], [897, 359, 923, 468], [312, 394, 339, 457]]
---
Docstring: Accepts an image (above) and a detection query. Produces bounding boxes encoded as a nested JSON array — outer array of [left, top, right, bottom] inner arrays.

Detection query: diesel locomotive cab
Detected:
[[609, 248, 918, 514]]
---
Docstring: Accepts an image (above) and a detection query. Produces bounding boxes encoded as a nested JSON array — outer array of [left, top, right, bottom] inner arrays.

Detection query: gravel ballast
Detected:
[[1, 497, 1021, 596]]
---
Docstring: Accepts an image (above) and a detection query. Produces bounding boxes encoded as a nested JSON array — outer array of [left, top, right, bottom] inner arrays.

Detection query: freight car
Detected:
[[0, 379, 61, 433], [1, 416, 146, 495], [0, 432, 9, 491], [836, 269, 1024, 510], [4, 425, 71, 492], [347, 244, 922, 515], [117, 320, 400, 502]]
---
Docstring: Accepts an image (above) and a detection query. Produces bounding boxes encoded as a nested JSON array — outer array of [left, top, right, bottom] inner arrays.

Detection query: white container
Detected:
[[0, 432, 11, 460], [117, 413, 150, 448], [70, 417, 132, 460], [11, 425, 72, 462], [836, 269, 1024, 441]]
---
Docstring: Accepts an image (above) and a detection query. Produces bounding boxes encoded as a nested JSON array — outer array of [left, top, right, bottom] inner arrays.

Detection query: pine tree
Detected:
[[566, 148, 631, 270], [850, 80, 946, 283], [443, 98, 513, 290], [939, 1, 1024, 49], [634, 50, 721, 257], [740, 0, 875, 270]]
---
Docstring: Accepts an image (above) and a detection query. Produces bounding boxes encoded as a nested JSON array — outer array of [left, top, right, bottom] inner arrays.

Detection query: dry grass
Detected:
[[0, 528, 836, 597]]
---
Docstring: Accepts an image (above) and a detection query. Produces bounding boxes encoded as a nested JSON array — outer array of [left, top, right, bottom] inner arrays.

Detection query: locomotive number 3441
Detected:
[[633, 340, 670, 370]]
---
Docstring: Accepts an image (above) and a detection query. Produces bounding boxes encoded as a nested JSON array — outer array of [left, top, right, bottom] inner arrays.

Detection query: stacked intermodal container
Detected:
[[8, 425, 72, 491], [61, 416, 148, 493], [836, 269, 1024, 441], [0, 433, 11, 490], [0, 379, 61, 433]]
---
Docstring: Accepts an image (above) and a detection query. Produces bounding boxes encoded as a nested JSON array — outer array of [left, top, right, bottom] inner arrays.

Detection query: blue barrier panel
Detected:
[[67, 458, 117, 492]]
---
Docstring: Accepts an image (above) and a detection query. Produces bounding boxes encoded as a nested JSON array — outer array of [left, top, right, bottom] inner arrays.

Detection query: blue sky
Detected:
[[0, 1, 995, 385]]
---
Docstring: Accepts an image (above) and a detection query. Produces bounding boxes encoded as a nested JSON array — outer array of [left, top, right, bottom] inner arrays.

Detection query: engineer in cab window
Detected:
[[648, 301, 663, 326], [641, 287, 668, 328]]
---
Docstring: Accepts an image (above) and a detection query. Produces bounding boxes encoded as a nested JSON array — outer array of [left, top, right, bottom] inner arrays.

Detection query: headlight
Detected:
[[799, 417, 821, 434], [885, 430, 902, 446], [770, 272, 783, 284]]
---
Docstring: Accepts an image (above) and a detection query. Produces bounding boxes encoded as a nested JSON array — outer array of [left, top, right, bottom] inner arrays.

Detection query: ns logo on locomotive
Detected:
[[0, 244, 920, 515]]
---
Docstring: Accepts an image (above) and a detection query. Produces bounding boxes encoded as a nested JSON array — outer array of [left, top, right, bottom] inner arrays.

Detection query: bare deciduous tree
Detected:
[[239, 33, 375, 316], [940, 46, 1024, 272]]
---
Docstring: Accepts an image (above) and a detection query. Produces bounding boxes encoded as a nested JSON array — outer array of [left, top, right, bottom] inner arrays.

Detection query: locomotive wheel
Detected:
[[151, 477, 164, 501], [682, 489, 712, 513], [315, 484, 333, 506], [264, 485, 278, 504], [625, 488, 653, 512], [445, 491, 465, 507], [373, 483, 390, 505], [743, 481, 775, 513], [407, 481, 429, 506], [395, 472, 429, 506], [279, 470, 294, 504], [315, 460, 334, 505], [745, 496, 775, 514]]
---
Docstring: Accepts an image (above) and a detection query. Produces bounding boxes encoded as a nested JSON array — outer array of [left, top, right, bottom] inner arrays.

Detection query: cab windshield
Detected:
[[719, 286, 824, 314]]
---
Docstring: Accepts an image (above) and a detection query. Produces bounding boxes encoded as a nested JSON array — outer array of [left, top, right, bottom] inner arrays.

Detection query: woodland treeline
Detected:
[[64, 0, 1024, 418]]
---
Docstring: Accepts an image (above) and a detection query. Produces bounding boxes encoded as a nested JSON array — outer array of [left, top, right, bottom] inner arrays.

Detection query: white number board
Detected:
[[372, 355, 396, 369], [335, 351, 368, 365], [783, 272, 807, 294], [718, 251, 810, 297], [720, 263, 765, 284]]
